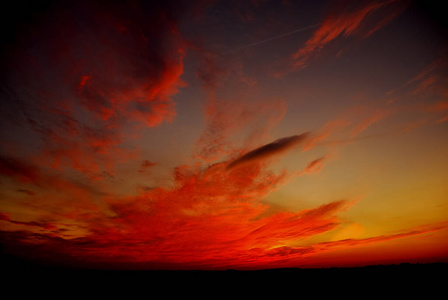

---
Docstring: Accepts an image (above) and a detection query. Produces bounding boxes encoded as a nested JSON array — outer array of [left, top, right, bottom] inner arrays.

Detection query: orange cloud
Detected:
[[350, 109, 391, 137], [316, 221, 448, 252], [303, 156, 327, 174], [303, 119, 351, 151]]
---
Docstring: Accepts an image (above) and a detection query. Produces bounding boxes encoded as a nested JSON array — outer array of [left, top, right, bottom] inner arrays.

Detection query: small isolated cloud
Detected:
[[138, 160, 157, 173], [227, 133, 310, 170], [304, 156, 326, 174]]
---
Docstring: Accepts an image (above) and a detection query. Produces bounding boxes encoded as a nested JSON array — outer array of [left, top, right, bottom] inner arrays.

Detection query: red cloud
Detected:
[[292, 0, 407, 70], [1, 1, 186, 177], [303, 156, 327, 174], [0, 136, 358, 269], [2, 138, 446, 269], [0, 158, 357, 269]]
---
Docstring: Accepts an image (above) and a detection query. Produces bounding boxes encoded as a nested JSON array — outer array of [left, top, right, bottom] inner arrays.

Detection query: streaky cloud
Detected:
[[292, 0, 407, 70], [227, 132, 310, 170]]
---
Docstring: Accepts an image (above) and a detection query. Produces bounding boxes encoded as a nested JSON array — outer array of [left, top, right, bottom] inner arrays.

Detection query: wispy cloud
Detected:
[[350, 109, 391, 138], [291, 0, 407, 70], [229, 23, 319, 54], [303, 156, 327, 174], [194, 45, 288, 163], [227, 133, 310, 170], [261, 221, 448, 267], [0, 0, 186, 177]]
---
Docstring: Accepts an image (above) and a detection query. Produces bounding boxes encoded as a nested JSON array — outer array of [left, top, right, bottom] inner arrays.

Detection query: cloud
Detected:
[[0, 154, 110, 227], [303, 119, 351, 151], [292, 0, 407, 70], [138, 160, 157, 173], [194, 97, 288, 163], [316, 221, 448, 251], [0, 214, 56, 231], [2, 0, 442, 270], [2, 138, 445, 269], [193, 49, 288, 163], [0, 155, 42, 184], [251, 221, 448, 268], [427, 101, 448, 112], [15, 189, 36, 196], [227, 133, 310, 170], [350, 109, 391, 137], [303, 156, 327, 174], [0, 147, 357, 269], [0, 0, 186, 177], [385, 53, 448, 125]]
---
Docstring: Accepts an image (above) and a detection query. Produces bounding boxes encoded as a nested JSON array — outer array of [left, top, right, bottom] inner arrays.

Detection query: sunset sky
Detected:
[[1, 0, 447, 270]]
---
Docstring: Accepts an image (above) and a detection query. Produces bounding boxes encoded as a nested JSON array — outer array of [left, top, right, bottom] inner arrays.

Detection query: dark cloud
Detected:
[[227, 133, 310, 170], [0, 155, 42, 184], [138, 160, 157, 173], [0, 213, 54, 229], [15, 189, 36, 196], [0, 0, 188, 177]]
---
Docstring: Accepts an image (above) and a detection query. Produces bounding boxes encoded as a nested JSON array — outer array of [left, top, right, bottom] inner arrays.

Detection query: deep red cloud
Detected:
[[0, 128, 354, 269], [0, 157, 357, 269]]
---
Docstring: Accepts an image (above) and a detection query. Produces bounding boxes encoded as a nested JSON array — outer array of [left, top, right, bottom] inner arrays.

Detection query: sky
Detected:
[[0, 0, 447, 270]]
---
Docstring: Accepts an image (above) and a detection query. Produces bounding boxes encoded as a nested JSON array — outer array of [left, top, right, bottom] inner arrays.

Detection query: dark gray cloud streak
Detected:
[[227, 132, 310, 170]]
